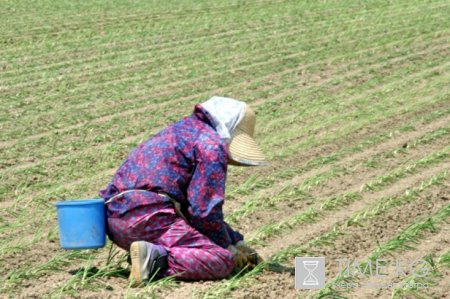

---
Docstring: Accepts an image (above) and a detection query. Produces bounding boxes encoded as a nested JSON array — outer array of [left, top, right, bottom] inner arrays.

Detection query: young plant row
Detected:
[[4, 7, 446, 129], [258, 43, 450, 139], [271, 77, 449, 160], [231, 122, 415, 223], [2, 0, 287, 26], [204, 171, 450, 298], [2, 43, 446, 185], [362, 127, 450, 169], [6, 5, 428, 98], [1, 102, 446, 266], [3, 1, 437, 96], [3, 114, 446, 298], [317, 203, 450, 298], [227, 108, 449, 224], [2, 250, 92, 293], [5, 25, 448, 141], [2, 1, 448, 297], [391, 250, 450, 299], [2, 37, 446, 169], [3, 18, 442, 141], [2, 98, 442, 248], [49, 243, 177, 299], [0, 0, 426, 66], [361, 147, 450, 192], [234, 105, 449, 197], [2, 0, 411, 83], [272, 170, 449, 264], [49, 247, 132, 298], [2, 40, 446, 182], [248, 146, 449, 243], [2, 7, 446, 274], [1, 0, 293, 47], [183, 170, 449, 298], [2, 48, 446, 190], [3, 81, 446, 226]]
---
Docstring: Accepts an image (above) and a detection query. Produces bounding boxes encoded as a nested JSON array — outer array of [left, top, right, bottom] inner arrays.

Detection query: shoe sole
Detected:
[[129, 242, 148, 287]]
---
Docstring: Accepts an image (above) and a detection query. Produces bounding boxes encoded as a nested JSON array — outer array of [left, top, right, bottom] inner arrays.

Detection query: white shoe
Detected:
[[129, 241, 168, 287]]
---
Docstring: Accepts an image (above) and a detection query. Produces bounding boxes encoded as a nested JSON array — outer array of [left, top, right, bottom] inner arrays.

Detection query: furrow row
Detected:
[[1, 1, 430, 82]]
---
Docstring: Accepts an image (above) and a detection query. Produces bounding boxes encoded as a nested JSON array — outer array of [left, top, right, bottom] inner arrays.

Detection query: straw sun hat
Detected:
[[228, 106, 267, 166]]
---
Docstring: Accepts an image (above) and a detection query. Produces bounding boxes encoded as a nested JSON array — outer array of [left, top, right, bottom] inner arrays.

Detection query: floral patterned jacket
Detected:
[[100, 104, 243, 248]]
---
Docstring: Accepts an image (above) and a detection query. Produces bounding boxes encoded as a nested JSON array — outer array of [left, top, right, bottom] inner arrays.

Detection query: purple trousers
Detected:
[[106, 202, 235, 280]]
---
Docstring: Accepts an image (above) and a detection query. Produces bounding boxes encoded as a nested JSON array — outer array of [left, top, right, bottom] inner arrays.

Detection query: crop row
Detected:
[[10, 40, 450, 162], [1, 59, 447, 210], [3, 8, 442, 122], [2, 73, 446, 221], [2, 1, 434, 84], [262, 63, 449, 151], [3, 250, 92, 291], [1, 108, 446, 298], [0, 0, 394, 77], [0, 99, 447, 271], [391, 250, 450, 298], [2, 1, 448, 297], [228, 119, 449, 220], [3, 45, 446, 164], [6, 32, 446, 130], [0, 0, 420, 59], [1, 0, 278, 23], [318, 202, 450, 298], [2, 37, 448, 168], [228, 106, 449, 199], [272, 171, 449, 264], [0, 1, 381, 72], [202, 172, 449, 298], [232, 92, 448, 203], [361, 149, 450, 192], [1, 110, 444, 292], [245, 141, 449, 244], [0, 0, 289, 41], [1, 85, 446, 220]]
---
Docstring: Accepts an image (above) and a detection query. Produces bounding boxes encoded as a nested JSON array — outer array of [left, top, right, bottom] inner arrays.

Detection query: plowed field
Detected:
[[1, 0, 449, 298]]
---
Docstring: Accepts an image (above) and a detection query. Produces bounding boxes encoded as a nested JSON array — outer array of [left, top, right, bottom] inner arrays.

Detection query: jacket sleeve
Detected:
[[187, 142, 237, 248], [224, 221, 244, 244]]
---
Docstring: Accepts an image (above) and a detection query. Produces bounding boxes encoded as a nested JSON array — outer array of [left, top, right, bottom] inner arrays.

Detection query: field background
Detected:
[[1, 0, 449, 298]]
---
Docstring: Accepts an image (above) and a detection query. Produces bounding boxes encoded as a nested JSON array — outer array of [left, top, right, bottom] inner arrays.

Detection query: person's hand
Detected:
[[227, 244, 247, 269], [235, 241, 264, 267], [235, 240, 255, 254]]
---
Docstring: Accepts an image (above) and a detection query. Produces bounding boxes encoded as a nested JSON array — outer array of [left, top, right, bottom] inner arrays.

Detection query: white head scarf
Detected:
[[201, 96, 246, 143]]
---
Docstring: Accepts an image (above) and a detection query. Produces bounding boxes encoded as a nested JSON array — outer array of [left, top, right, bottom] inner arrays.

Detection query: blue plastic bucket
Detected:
[[55, 199, 106, 249]]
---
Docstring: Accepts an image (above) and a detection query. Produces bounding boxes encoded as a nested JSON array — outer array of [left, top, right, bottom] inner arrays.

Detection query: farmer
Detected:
[[99, 96, 267, 285]]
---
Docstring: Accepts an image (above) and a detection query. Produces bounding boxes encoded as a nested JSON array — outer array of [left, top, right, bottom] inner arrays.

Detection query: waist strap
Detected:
[[104, 189, 150, 204], [105, 190, 189, 223]]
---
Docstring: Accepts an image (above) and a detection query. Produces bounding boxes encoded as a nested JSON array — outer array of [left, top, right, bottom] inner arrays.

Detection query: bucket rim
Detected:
[[54, 199, 104, 207]]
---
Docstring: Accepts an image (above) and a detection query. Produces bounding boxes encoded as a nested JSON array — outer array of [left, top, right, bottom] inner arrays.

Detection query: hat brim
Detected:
[[228, 128, 267, 166]]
